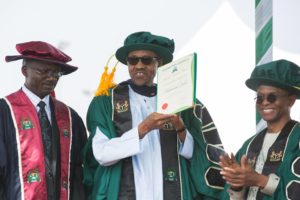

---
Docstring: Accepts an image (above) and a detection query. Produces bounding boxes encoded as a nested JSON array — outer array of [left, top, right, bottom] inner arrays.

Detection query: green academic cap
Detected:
[[116, 31, 175, 65], [245, 59, 300, 98]]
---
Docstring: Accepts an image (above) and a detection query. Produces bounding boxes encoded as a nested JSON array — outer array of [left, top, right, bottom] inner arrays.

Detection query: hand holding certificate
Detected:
[[157, 53, 197, 114]]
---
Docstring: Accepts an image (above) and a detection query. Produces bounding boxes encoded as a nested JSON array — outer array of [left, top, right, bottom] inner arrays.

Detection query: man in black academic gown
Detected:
[[0, 41, 87, 200]]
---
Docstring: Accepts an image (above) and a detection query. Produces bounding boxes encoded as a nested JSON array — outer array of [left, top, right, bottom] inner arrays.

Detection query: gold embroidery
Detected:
[[115, 101, 129, 113], [269, 151, 283, 162]]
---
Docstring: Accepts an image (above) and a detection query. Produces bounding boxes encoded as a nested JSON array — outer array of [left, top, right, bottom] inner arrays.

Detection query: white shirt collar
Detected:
[[21, 85, 50, 110]]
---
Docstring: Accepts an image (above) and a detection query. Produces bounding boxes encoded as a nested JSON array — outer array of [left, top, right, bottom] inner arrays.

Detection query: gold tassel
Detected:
[[95, 55, 118, 96]]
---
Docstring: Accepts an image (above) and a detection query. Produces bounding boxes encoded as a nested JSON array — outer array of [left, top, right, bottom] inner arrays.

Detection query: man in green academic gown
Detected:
[[220, 59, 300, 200], [83, 31, 225, 200]]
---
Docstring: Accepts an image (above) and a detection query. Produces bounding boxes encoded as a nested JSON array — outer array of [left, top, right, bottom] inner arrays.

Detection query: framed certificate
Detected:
[[157, 53, 197, 114]]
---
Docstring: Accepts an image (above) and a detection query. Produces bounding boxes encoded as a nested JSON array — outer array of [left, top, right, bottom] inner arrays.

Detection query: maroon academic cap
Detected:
[[5, 41, 78, 75]]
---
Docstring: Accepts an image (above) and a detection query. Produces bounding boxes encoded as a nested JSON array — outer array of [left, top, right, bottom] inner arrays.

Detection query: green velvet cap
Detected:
[[245, 59, 300, 98], [115, 31, 175, 65]]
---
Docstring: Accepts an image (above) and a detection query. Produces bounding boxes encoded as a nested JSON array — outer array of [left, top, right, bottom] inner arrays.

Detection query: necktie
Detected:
[[38, 101, 52, 159]]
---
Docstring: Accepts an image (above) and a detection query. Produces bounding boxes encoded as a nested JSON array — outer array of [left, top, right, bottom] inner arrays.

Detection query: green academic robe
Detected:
[[223, 120, 300, 199], [83, 84, 225, 200]]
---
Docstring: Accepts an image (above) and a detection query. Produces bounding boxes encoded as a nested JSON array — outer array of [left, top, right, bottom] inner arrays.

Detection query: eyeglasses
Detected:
[[255, 93, 288, 104], [31, 67, 64, 79], [126, 56, 159, 65]]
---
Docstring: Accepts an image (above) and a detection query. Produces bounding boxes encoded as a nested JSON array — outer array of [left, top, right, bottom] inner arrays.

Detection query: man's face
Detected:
[[256, 85, 296, 124], [22, 60, 62, 99], [127, 50, 161, 86]]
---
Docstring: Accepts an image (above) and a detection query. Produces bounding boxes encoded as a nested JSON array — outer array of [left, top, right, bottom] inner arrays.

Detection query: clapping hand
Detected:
[[219, 153, 268, 190]]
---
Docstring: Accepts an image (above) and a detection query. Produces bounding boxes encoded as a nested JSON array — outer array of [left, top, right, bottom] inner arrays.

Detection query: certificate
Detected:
[[157, 53, 197, 114]]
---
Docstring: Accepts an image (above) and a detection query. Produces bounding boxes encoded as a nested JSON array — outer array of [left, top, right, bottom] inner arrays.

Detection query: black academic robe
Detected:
[[0, 90, 87, 200]]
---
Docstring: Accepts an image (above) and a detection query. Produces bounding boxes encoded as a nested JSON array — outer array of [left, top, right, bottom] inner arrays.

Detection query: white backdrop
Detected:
[[1, 0, 299, 153]]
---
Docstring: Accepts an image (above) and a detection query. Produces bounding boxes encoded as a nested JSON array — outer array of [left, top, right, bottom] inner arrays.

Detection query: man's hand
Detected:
[[169, 115, 186, 142], [219, 154, 268, 190], [138, 112, 175, 138]]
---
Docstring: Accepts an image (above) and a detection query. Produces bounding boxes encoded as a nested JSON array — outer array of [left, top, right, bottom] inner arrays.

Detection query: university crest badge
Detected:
[[162, 122, 174, 131], [62, 128, 70, 138], [269, 151, 283, 162], [115, 100, 129, 113], [62, 177, 68, 189], [165, 168, 177, 182], [27, 169, 41, 183], [21, 118, 34, 130]]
